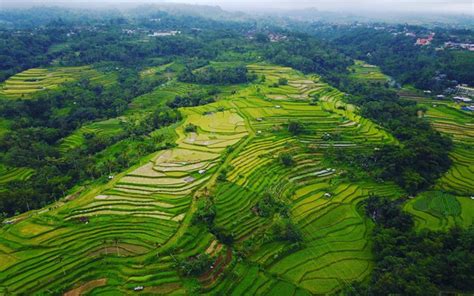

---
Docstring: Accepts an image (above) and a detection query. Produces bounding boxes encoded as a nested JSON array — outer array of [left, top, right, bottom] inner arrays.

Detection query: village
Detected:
[[426, 84, 474, 112]]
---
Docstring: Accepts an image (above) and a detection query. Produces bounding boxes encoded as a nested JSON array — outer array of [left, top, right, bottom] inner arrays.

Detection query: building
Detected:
[[453, 96, 472, 103], [415, 33, 435, 46], [148, 31, 180, 37], [455, 85, 474, 97]]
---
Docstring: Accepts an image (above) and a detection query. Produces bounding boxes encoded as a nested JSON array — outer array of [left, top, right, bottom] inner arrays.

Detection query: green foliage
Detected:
[[0, 73, 175, 215], [192, 198, 216, 226], [326, 27, 473, 90], [362, 195, 474, 295], [184, 123, 197, 133], [167, 92, 215, 108], [271, 218, 302, 243], [178, 65, 252, 85], [254, 193, 288, 218], [365, 195, 413, 231], [217, 168, 228, 181], [287, 120, 303, 135], [368, 226, 474, 295], [278, 153, 294, 167], [209, 226, 234, 245], [278, 77, 288, 85], [176, 254, 213, 277]]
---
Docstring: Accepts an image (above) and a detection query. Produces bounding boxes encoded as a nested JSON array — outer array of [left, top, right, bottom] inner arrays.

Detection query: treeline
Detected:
[[0, 26, 69, 81], [261, 35, 351, 76], [178, 65, 253, 85], [344, 196, 474, 295]]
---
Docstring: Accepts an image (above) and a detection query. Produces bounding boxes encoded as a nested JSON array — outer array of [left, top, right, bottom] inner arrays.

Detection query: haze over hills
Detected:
[[1, 0, 474, 26]]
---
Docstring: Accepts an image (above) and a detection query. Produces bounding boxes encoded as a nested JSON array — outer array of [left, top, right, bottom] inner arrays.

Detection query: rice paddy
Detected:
[[0, 66, 117, 99], [0, 64, 457, 294], [401, 90, 474, 230], [349, 60, 390, 84], [0, 165, 34, 191], [59, 118, 125, 153]]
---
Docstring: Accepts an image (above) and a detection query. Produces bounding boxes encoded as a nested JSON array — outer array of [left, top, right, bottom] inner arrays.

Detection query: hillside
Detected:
[[0, 6, 473, 295], [0, 64, 404, 295]]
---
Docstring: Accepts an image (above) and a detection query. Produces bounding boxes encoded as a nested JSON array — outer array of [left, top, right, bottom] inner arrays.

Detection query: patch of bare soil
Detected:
[[63, 278, 107, 296]]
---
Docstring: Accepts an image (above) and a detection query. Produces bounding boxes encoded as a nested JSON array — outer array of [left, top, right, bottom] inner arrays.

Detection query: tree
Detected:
[[279, 153, 294, 167], [278, 77, 288, 85], [184, 123, 197, 133], [288, 120, 302, 135]]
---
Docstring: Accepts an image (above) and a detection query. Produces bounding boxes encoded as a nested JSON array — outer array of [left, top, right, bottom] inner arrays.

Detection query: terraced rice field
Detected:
[[348, 60, 390, 84], [0, 166, 34, 191], [402, 93, 474, 230], [0, 66, 116, 99], [0, 64, 407, 294], [59, 118, 125, 153]]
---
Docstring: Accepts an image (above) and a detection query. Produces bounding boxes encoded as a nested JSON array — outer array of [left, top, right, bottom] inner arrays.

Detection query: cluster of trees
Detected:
[[319, 26, 473, 91], [346, 196, 474, 295], [326, 85, 452, 193], [176, 254, 213, 277], [192, 198, 233, 245], [178, 65, 253, 85], [167, 92, 216, 108], [253, 193, 288, 218], [0, 28, 64, 81], [260, 35, 351, 77]]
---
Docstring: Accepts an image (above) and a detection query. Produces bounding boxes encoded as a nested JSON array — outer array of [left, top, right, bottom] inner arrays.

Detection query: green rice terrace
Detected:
[[401, 90, 474, 231], [348, 60, 390, 84], [0, 66, 116, 99], [0, 64, 470, 295]]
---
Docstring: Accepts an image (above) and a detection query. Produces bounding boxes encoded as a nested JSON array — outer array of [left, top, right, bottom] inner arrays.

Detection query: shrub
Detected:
[[184, 123, 197, 133], [271, 219, 302, 243], [288, 120, 303, 135], [254, 193, 288, 217], [192, 199, 216, 226], [279, 153, 294, 167], [217, 168, 228, 181], [176, 254, 212, 276], [278, 77, 288, 85]]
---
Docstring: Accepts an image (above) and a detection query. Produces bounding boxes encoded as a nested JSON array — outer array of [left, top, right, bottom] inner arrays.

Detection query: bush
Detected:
[[254, 193, 288, 218], [176, 254, 212, 276], [288, 120, 303, 135], [217, 168, 228, 181], [278, 77, 288, 85], [184, 123, 197, 133], [271, 219, 302, 243], [279, 153, 294, 167], [192, 199, 216, 226], [365, 195, 413, 231]]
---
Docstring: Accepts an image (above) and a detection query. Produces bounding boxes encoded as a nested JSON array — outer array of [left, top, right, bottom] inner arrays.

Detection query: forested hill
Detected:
[[0, 6, 472, 295], [313, 24, 474, 91]]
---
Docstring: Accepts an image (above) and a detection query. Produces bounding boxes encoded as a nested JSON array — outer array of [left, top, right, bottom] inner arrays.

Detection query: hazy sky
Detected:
[[178, 0, 473, 14], [2, 0, 473, 14]]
